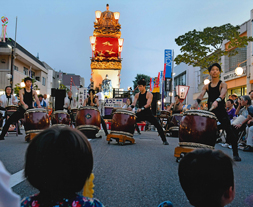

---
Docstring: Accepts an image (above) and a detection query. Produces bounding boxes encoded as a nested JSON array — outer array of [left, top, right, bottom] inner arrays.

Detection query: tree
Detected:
[[174, 23, 253, 72], [59, 83, 70, 93], [132, 74, 151, 94]]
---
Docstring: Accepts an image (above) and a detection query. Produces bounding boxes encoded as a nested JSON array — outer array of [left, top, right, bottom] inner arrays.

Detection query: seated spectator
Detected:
[[178, 149, 235, 207], [122, 98, 132, 109], [231, 93, 239, 109], [0, 161, 20, 207], [243, 106, 253, 152], [34, 94, 47, 108], [226, 99, 236, 120], [21, 126, 104, 207]]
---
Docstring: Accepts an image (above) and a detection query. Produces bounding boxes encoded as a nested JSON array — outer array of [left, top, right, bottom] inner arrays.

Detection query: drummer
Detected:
[[128, 79, 169, 145], [64, 91, 76, 124], [83, 89, 108, 136], [193, 63, 241, 162], [0, 86, 17, 124], [166, 95, 183, 114], [0, 77, 41, 140]]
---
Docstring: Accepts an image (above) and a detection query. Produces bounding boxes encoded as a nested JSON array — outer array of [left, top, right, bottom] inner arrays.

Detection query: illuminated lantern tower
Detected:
[[89, 4, 123, 97]]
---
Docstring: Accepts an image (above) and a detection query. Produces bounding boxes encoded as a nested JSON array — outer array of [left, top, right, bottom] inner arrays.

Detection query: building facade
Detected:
[[221, 9, 253, 98], [0, 39, 47, 95], [173, 63, 200, 105]]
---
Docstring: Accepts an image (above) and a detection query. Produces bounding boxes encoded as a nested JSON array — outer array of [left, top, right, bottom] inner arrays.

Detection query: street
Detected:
[[1, 129, 253, 207]]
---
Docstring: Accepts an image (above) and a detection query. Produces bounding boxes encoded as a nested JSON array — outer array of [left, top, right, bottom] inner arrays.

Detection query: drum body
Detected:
[[76, 106, 101, 137], [179, 110, 218, 148], [51, 110, 70, 126], [168, 113, 183, 136], [24, 108, 50, 135], [71, 108, 78, 123], [6, 105, 18, 117], [111, 109, 136, 137]]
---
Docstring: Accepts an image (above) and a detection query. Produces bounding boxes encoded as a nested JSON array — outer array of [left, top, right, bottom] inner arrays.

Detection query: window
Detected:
[[226, 47, 247, 72], [31, 71, 35, 78], [42, 77, 46, 86], [14, 65, 18, 71], [35, 76, 40, 81], [23, 67, 28, 75], [174, 71, 186, 88]]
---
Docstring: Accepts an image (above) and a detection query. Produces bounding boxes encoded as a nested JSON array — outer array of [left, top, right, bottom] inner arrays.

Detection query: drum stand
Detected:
[[106, 133, 135, 146], [174, 142, 214, 162], [25, 133, 38, 142]]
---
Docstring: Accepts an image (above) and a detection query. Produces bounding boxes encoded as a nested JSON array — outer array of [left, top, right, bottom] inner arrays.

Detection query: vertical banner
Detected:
[[78, 87, 88, 107], [164, 49, 173, 79]]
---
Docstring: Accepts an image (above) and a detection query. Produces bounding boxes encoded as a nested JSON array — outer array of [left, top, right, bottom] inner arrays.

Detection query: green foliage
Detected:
[[174, 23, 253, 71], [132, 74, 151, 94], [59, 83, 70, 92], [13, 78, 40, 97]]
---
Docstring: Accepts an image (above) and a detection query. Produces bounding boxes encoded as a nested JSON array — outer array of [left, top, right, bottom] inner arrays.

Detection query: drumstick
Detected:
[[209, 106, 215, 112]]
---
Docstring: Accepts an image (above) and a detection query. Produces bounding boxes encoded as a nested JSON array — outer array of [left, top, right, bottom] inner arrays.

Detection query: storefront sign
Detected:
[[164, 49, 173, 78], [223, 69, 246, 81], [104, 98, 123, 107]]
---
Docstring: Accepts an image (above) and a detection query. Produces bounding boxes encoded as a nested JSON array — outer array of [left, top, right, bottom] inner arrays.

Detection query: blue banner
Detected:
[[164, 49, 173, 78]]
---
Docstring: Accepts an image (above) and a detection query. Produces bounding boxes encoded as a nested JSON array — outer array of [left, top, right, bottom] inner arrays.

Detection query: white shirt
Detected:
[[0, 94, 17, 107], [0, 161, 20, 207], [64, 96, 76, 109], [96, 92, 105, 101]]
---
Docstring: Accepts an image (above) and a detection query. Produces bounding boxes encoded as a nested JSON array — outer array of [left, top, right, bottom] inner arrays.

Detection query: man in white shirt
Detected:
[[0, 86, 18, 130], [64, 91, 76, 125], [43, 94, 49, 108], [96, 90, 105, 116]]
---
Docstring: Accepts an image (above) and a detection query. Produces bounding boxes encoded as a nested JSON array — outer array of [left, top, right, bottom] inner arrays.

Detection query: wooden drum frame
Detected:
[[51, 110, 70, 126]]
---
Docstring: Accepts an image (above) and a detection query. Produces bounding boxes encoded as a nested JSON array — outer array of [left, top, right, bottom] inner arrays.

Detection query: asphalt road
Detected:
[[1, 129, 253, 207]]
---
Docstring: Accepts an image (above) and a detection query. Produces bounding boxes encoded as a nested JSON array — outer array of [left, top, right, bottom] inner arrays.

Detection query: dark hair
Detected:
[[5, 86, 12, 94], [208, 63, 221, 72], [174, 95, 180, 98], [25, 126, 93, 198], [178, 149, 234, 207], [241, 95, 251, 105], [227, 99, 234, 105], [249, 90, 253, 95], [88, 89, 95, 95], [38, 94, 43, 98], [24, 77, 32, 83], [137, 79, 146, 86]]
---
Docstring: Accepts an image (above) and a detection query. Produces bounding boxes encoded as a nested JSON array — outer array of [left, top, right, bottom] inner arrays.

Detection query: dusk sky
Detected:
[[2, 0, 253, 89]]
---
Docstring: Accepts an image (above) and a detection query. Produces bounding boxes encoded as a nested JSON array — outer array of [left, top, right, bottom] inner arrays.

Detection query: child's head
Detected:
[[178, 149, 234, 207], [25, 126, 93, 197]]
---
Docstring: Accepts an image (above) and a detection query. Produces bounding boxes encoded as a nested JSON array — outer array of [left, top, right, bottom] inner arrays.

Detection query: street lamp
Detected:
[[20, 81, 25, 87], [89, 36, 96, 58], [204, 78, 210, 85], [235, 60, 247, 76]]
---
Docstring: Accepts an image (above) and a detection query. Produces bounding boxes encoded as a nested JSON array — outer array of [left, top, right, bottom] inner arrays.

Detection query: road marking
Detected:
[[10, 169, 25, 188], [10, 138, 92, 188]]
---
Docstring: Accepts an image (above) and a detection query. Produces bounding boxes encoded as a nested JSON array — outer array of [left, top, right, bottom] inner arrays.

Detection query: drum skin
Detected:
[[51, 111, 70, 125], [179, 110, 217, 147], [75, 106, 101, 137], [161, 110, 170, 116], [24, 108, 50, 134], [111, 109, 136, 137], [5, 105, 18, 111]]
